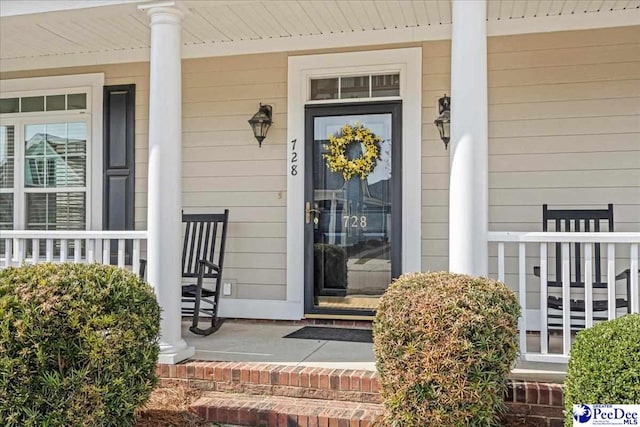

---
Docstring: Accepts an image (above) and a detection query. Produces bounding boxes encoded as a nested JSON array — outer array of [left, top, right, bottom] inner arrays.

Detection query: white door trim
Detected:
[[286, 47, 422, 318]]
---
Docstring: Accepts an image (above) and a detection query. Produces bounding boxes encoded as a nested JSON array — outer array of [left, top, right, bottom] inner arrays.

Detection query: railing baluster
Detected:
[[117, 239, 125, 268], [95, 239, 103, 264], [518, 243, 526, 356], [607, 244, 616, 320], [32, 238, 39, 264], [17, 239, 25, 265], [74, 239, 82, 263], [631, 244, 639, 313], [518, 243, 527, 354], [46, 239, 53, 262], [561, 242, 571, 355], [87, 239, 95, 263], [498, 243, 505, 283], [133, 239, 140, 278], [584, 243, 594, 329], [539, 242, 548, 355], [4, 239, 12, 267], [103, 240, 110, 265], [60, 239, 67, 262]]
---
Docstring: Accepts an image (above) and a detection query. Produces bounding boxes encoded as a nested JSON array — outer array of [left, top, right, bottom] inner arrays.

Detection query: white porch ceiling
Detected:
[[1, 0, 639, 72]]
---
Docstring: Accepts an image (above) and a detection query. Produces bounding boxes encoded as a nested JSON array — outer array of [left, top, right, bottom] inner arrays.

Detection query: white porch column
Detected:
[[449, 0, 489, 276], [141, 2, 194, 364]]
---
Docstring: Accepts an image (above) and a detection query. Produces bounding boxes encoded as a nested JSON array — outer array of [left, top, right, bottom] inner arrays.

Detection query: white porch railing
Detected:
[[1, 230, 147, 275], [488, 231, 640, 364]]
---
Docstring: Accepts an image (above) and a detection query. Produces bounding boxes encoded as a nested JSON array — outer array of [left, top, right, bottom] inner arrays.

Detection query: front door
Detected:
[[304, 102, 402, 316]]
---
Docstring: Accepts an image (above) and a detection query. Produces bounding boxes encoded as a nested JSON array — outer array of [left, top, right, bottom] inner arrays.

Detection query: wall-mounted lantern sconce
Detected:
[[248, 104, 273, 147], [434, 95, 450, 149]]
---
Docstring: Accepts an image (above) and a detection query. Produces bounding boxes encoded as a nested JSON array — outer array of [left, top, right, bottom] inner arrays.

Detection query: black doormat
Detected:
[[283, 326, 373, 343]]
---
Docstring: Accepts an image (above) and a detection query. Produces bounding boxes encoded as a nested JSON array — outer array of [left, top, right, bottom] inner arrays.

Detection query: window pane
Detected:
[[25, 123, 86, 188], [0, 194, 12, 254], [372, 74, 400, 97], [67, 123, 87, 156], [0, 98, 19, 114], [67, 93, 87, 110], [0, 126, 15, 188], [65, 157, 87, 186], [46, 95, 66, 111], [310, 78, 338, 100], [21, 96, 45, 112], [0, 193, 12, 225], [26, 192, 85, 230], [340, 76, 369, 99]]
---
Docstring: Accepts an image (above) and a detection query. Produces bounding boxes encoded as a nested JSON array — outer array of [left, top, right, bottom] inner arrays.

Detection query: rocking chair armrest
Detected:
[[615, 269, 640, 281], [139, 259, 147, 279], [533, 266, 540, 277], [197, 259, 220, 273]]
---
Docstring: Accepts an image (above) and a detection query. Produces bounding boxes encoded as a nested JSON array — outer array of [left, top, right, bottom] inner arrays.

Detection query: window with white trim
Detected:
[[1, 88, 93, 252]]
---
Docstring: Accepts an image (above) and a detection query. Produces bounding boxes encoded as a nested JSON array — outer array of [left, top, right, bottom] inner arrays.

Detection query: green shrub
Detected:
[[0, 263, 160, 427], [564, 314, 640, 426], [373, 272, 521, 427]]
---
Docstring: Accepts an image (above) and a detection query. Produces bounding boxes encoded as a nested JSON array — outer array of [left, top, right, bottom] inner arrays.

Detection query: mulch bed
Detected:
[[135, 385, 217, 427]]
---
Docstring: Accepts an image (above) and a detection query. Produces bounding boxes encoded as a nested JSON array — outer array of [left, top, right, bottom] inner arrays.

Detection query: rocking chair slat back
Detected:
[[543, 203, 613, 286], [182, 213, 227, 279]]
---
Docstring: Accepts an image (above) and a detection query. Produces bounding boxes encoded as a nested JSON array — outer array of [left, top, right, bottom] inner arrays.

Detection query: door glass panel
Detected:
[[312, 114, 393, 312]]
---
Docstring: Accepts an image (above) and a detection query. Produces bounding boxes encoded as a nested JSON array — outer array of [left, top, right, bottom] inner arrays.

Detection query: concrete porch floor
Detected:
[[181, 320, 567, 383]]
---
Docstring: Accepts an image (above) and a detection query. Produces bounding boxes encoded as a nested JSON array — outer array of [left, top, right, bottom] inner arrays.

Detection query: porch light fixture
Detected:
[[434, 95, 450, 149], [248, 104, 273, 147]]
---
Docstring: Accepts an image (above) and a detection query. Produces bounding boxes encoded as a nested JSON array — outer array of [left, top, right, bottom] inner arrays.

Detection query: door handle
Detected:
[[305, 202, 320, 224]]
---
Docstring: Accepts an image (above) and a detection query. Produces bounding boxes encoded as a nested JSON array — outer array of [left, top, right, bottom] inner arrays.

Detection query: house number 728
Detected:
[[290, 139, 298, 176], [344, 215, 367, 228]]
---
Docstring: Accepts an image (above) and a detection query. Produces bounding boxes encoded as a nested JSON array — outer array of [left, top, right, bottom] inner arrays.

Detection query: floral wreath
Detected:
[[323, 123, 382, 181]]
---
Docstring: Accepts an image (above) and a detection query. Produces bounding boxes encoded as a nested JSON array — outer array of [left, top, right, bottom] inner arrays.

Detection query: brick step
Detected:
[[157, 361, 381, 404], [189, 390, 383, 427]]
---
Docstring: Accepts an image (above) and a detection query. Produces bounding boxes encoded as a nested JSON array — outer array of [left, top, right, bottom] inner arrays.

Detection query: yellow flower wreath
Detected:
[[323, 123, 382, 181]]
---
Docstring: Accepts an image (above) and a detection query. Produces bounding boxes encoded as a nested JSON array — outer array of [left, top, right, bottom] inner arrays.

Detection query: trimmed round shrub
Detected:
[[0, 263, 160, 427], [373, 272, 521, 427], [564, 314, 640, 426]]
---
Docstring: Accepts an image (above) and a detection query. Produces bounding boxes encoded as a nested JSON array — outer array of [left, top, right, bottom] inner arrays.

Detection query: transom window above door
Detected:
[[310, 73, 400, 101]]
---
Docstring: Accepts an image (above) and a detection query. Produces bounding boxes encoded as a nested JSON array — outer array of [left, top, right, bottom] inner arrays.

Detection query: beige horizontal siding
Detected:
[[181, 53, 288, 300]]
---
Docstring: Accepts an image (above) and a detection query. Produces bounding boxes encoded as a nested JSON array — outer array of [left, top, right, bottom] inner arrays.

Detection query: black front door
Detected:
[[304, 102, 402, 316]]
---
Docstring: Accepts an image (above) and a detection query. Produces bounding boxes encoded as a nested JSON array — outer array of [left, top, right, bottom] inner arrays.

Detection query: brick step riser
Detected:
[[157, 362, 381, 404], [191, 403, 381, 427], [161, 377, 380, 404], [189, 392, 382, 427]]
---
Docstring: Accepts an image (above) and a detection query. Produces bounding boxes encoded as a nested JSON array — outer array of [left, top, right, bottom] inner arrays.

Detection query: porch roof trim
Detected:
[[1, 0, 639, 73]]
